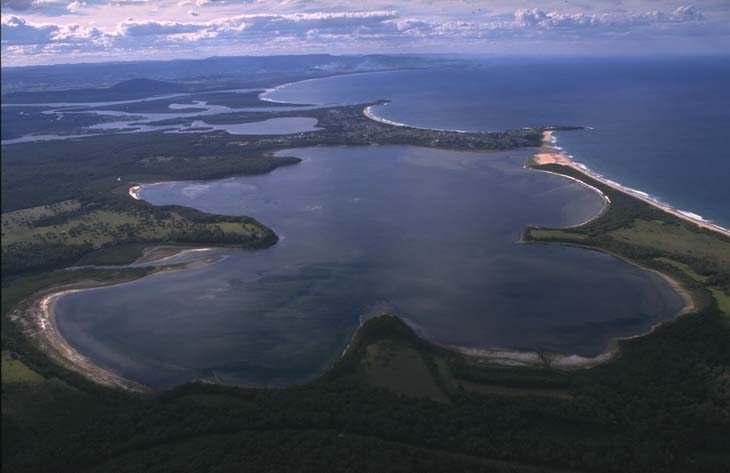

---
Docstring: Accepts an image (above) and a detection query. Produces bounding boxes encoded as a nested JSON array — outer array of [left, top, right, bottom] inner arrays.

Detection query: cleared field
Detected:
[[1, 351, 44, 385], [654, 257, 710, 283], [709, 289, 730, 316], [1, 199, 276, 275], [2, 200, 266, 248], [526, 229, 587, 242], [609, 220, 730, 269]]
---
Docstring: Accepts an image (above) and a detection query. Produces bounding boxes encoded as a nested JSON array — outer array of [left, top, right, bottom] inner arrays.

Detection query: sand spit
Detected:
[[539, 131, 730, 238]]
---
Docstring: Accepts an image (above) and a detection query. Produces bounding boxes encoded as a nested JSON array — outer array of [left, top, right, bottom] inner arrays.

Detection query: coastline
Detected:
[[10, 283, 148, 392], [362, 103, 470, 133], [128, 184, 141, 200], [10, 250, 224, 392], [128, 180, 177, 201], [538, 131, 730, 238]]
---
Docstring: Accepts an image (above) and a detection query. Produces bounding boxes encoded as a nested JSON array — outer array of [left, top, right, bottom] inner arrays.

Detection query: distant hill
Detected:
[[2, 78, 188, 104], [1, 54, 471, 98]]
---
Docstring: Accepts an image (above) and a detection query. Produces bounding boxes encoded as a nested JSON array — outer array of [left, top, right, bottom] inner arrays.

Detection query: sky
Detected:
[[1, 1, 728, 66]]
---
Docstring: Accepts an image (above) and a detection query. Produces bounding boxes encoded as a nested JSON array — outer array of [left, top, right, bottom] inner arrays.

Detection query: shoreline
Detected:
[[10, 250, 225, 392], [538, 131, 730, 237], [128, 180, 177, 201], [16, 116, 722, 389], [128, 184, 141, 200], [10, 283, 148, 392], [362, 103, 471, 133]]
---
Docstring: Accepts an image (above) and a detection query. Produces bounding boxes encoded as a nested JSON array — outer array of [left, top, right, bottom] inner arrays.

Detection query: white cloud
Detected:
[[66, 1, 84, 13], [117, 19, 206, 36], [514, 6, 707, 32], [1, 15, 106, 46], [1, 3, 726, 65]]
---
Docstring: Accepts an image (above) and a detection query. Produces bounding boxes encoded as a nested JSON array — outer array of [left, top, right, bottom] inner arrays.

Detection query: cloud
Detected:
[[514, 5, 707, 33], [117, 19, 206, 36], [1, 15, 106, 46], [1, 16, 58, 44], [669, 5, 705, 22], [1, 4, 726, 65], [66, 1, 84, 13]]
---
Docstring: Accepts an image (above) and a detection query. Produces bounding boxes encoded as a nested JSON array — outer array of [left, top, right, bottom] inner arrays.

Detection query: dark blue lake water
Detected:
[[55, 57, 725, 388], [55, 146, 683, 387], [267, 57, 730, 228]]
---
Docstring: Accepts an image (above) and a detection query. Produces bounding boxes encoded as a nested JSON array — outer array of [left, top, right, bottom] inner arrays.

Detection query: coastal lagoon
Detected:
[[54, 146, 685, 387]]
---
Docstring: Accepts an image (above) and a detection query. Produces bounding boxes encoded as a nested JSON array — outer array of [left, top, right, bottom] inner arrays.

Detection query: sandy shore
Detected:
[[436, 256, 697, 371], [128, 181, 174, 201], [477, 128, 709, 370], [128, 185, 141, 200], [10, 251, 225, 392], [9, 283, 148, 392], [539, 131, 730, 238], [363, 104, 471, 133], [440, 343, 617, 370], [363, 104, 408, 128]]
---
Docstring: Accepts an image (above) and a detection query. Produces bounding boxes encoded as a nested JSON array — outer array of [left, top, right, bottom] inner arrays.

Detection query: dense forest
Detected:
[[2, 309, 729, 472]]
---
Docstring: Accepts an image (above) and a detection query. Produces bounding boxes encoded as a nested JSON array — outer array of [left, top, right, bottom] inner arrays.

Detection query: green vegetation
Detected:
[[1, 352, 44, 385], [1, 104, 541, 212], [525, 229, 587, 242], [2, 311, 729, 472], [2, 199, 276, 275], [709, 288, 730, 316], [524, 163, 730, 316], [655, 257, 710, 283], [362, 340, 450, 402], [610, 220, 730, 267]]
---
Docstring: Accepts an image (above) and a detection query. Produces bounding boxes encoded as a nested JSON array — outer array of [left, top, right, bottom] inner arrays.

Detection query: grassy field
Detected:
[[525, 229, 587, 242], [1, 351, 44, 385], [654, 257, 710, 283], [709, 288, 730, 316], [609, 220, 730, 268]]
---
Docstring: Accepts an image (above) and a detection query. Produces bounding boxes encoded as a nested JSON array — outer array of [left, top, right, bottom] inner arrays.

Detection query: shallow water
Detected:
[[54, 146, 685, 387], [183, 117, 320, 135]]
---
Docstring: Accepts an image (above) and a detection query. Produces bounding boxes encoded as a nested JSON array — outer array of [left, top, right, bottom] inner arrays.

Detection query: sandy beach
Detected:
[[128, 181, 173, 201], [363, 103, 408, 127], [363, 104, 471, 133], [128, 184, 141, 200], [9, 283, 147, 392], [539, 130, 730, 238], [438, 261, 696, 371]]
